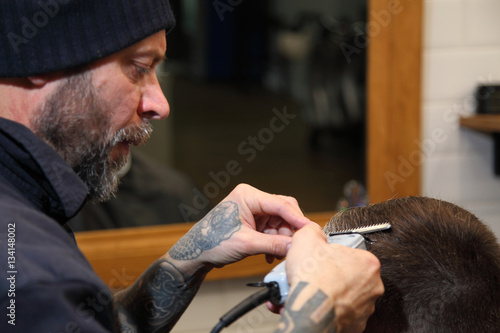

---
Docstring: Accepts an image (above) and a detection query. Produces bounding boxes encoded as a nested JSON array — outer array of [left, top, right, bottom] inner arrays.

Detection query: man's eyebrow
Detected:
[[133, 49, 167, 65]]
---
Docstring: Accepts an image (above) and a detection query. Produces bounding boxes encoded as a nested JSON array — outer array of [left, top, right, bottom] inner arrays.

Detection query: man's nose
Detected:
[[138, 74, 170, 120]]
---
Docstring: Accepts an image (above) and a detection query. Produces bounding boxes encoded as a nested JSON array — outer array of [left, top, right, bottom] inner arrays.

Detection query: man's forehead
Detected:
[[127, 31, 167, 59]]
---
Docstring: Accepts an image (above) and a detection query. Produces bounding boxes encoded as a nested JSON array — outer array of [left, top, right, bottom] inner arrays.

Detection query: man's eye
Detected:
[[135, 65, 152, 77]]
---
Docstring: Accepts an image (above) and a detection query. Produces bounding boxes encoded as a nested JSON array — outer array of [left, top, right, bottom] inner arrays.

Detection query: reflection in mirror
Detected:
[[70, 150, 211, 231], [70, 0, 368, 231]]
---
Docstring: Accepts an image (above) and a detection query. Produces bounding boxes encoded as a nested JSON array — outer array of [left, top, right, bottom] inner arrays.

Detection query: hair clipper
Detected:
[[263, 223, 391, 305], [210, 223, 391, 333]]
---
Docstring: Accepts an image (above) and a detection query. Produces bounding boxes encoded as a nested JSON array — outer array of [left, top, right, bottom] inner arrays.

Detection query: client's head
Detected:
[[323, 196, 500, 333]]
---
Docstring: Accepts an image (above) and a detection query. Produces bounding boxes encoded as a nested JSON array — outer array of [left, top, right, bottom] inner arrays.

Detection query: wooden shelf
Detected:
[[460, 114, 500, 176], [75, 211, 335, 289], [459, 114, 500, 133]]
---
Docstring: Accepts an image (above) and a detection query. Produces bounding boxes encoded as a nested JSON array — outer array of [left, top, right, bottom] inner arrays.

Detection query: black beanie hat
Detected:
[[0, 0, 175, 78]]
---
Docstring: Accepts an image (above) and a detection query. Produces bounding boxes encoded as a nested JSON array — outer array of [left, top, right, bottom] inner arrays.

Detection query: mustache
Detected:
[[76, 120, 153, 203], [110, 120, 153, 147]]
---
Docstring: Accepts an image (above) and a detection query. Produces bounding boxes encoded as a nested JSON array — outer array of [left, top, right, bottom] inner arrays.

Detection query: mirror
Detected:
[[74, 0, 423, 283], [71, 0, 421, 232]]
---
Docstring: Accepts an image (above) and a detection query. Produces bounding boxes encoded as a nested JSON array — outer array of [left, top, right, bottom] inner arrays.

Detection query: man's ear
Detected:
[[27, 70, 66, 87], [27, 76, 49, 87]]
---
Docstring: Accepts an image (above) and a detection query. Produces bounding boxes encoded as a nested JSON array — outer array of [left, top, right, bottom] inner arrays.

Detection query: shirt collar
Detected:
[[0, 118, 88, 223]]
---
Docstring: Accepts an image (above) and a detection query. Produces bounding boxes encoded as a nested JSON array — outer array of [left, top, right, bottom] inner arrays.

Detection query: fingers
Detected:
[[242, 232, 293, 258], [261, 217, 294, 236], [275, 194, 303, 216], [202, 184, 319, 267], [333, 252, 383, 332], [283, 225, 383, 332], [257, 194, 311, 230], [263, 224, 321, 264], [226, 184, 314, 230]]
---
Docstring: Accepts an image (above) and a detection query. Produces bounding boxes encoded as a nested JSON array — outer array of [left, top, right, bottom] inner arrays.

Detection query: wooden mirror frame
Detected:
[[76, 0, 423, 288], [367, 0, 422, 203]]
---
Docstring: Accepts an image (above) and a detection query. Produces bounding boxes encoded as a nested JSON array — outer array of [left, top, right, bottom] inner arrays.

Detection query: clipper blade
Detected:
[[329, 222, 391, 236]]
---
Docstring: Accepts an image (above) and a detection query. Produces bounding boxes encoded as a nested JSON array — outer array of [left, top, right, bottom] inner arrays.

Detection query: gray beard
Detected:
[[30, 71, 152, 203]]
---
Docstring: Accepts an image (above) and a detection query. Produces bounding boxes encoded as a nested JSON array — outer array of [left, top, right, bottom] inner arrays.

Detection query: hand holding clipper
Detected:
[[263, 223, 391, 305]]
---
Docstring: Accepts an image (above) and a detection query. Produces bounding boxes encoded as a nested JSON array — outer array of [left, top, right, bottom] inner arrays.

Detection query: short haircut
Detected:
[[323, 196, 500, 333]]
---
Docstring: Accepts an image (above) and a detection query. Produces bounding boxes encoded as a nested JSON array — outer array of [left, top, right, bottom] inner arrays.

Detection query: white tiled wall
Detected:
[[422, 0, 500, 238]]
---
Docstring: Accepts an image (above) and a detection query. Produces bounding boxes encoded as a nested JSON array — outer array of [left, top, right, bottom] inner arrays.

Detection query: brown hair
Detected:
[[324, 196, 500, 333]]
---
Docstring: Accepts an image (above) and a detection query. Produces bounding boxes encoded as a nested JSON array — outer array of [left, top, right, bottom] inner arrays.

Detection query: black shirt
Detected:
[[0, 118, 114, 332]]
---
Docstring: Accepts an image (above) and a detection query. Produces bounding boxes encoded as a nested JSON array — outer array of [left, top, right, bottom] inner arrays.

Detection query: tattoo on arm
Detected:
[[276, 282, 337, 333], [169, 201, 241, 260], [114, 201, 242, 332], [114, 259, 206, 332]]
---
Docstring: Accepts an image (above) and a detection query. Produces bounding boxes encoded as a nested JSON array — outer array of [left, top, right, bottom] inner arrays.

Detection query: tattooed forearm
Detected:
[[276, 282, 337, 333], [169, 201, 241, 260], [114, 259, 207, 333], [113, 202, 242, 332]]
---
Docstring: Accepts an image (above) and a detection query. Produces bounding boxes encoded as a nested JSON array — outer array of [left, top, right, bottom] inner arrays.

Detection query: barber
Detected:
[[0, 1, 383, 332]]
